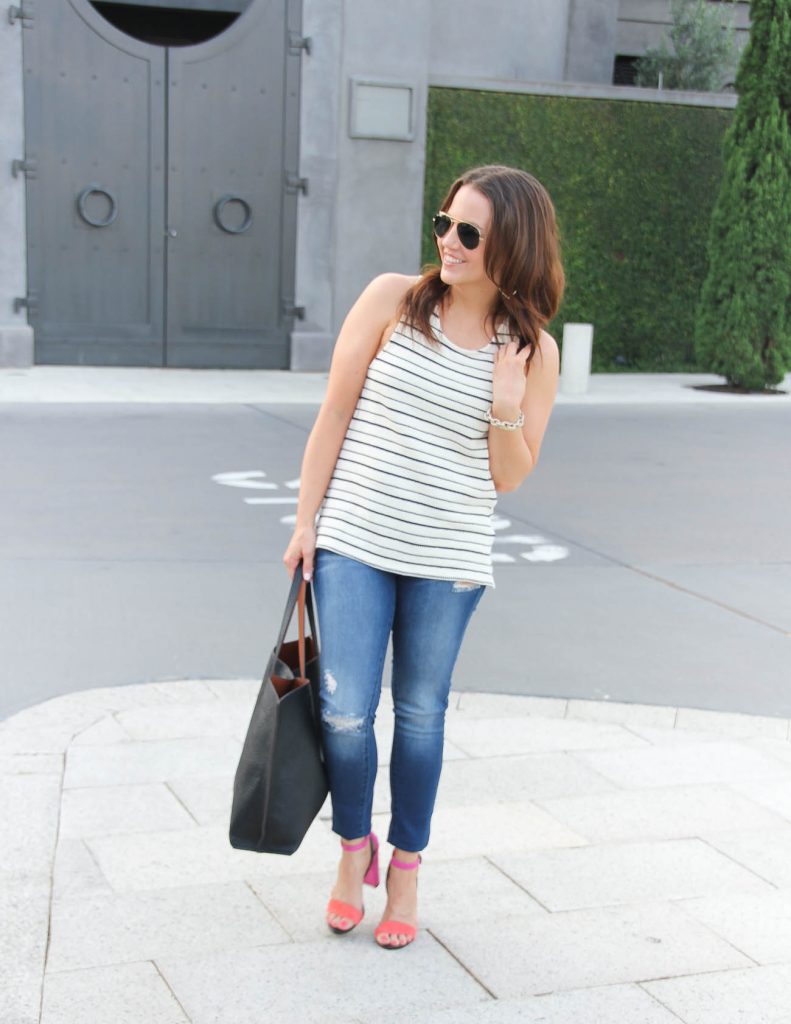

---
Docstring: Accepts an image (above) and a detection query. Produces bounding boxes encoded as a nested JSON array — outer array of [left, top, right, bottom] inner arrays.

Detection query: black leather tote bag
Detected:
[[229, 565, 328, 854]]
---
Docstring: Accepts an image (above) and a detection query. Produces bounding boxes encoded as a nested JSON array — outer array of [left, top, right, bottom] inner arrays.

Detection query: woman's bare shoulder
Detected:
[[538, 327, 557, 345], [366, 272, 423, 307], [538, 329, 560, 362], [321, 273, 424, 418], [361, 274, 422, 356]]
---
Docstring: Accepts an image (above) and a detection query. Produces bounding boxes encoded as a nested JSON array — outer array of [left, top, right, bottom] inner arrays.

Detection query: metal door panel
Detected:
[[22, 0, 299, 368], [165, 0, 291, 367], [23, 0, 166, 365]]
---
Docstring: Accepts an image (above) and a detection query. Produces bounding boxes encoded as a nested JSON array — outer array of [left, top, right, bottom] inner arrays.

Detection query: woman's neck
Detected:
[[443, 282, 501, 335]]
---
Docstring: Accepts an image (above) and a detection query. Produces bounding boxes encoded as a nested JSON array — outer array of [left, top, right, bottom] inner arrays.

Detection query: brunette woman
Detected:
[[283, 164, 564, 949]]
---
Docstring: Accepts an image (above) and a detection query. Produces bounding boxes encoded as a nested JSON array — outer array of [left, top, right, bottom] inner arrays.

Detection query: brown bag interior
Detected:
[[278, 634, 316, 667], [270, 674, 309, 699]]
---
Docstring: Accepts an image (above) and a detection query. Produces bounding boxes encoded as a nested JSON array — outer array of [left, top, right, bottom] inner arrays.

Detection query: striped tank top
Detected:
[[314, 305, 510, 588]]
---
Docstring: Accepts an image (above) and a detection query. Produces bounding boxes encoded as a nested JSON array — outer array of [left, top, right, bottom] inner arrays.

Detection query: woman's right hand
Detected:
[[283, 525, 317, 581]]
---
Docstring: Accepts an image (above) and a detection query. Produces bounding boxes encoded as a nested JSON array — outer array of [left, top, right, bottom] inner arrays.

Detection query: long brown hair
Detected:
[[399, 164, 565, 373]]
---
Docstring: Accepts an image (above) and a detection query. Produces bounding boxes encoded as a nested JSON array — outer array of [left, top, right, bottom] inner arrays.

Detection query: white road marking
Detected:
[[244, 497, 299, 505], [211, 470, 277, 489], [213, 472, 569, 563], [520, 546, 569, 562], [494, 534, 548, 544]]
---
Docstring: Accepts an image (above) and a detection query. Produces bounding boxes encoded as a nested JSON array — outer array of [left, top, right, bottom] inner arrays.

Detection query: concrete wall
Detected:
[[292, 0, 432, 368], [0, 12, 34, 366], [564, 0, 621, 84], [427, 75, 738, 111], [290, 0, 343, 370], [331, 0, 431, 335], [429, 0, 570, 82]]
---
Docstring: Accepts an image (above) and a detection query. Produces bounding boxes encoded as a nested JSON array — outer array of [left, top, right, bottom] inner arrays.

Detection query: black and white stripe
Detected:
[[315, 309, 506, 587]]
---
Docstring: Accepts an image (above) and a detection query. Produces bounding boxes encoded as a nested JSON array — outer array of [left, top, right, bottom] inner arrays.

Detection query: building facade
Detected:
[[0, 0, 750, 370]]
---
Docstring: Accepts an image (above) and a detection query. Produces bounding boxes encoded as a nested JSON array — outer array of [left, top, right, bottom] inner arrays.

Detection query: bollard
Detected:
[[560, 323, 594, 394]]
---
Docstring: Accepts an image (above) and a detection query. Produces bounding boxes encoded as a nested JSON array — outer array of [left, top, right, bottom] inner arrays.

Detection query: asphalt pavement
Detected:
[[0, 366, 788, 721]]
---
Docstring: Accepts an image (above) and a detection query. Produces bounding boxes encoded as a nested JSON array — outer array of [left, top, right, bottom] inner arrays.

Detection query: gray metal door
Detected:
[[20, 0, 301, 368]]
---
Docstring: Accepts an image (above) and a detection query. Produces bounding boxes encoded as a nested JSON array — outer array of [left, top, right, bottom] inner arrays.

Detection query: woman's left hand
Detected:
[[491, 340, 530, 415]]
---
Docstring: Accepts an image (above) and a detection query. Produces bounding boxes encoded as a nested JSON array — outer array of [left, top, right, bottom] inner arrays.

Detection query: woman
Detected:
[[283, 164, 564, 949]]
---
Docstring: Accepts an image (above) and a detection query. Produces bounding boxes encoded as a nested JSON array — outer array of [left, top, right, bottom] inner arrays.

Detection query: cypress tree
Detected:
[[693, 0, 791, 390]]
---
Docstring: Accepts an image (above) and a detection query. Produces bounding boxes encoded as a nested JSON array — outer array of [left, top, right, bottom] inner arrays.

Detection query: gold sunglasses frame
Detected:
[[432, 211, 486, 248]]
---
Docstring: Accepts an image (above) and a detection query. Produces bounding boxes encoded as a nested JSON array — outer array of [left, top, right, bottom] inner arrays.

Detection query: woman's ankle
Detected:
[[392, 847, 420, 862], [338, 836, 372, 864]]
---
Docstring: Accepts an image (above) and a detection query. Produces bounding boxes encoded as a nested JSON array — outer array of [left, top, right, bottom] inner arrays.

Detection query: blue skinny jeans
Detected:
[[311, 547, 486, 852]]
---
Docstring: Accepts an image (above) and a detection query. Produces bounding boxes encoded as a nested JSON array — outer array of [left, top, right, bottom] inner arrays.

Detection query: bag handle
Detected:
[[297, 577, 307, 678], [275, 560, 318, 677]]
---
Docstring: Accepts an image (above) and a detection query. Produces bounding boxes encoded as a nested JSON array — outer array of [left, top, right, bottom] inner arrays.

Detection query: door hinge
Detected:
[[288, 32, 311, 56], [285, 173, 308, 196], [12, 157, 37, 179], [282, 300, 305, 321], [14, 291, 38, 314], [8, 2, 34, 24]]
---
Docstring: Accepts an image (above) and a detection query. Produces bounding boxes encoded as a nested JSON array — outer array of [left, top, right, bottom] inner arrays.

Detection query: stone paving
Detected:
[[3, 678, 791, 1023]]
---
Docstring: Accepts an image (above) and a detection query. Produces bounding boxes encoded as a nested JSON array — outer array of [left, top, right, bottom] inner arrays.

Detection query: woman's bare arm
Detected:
[[283, 272, 418, 580], [488, 331, 560, 492]]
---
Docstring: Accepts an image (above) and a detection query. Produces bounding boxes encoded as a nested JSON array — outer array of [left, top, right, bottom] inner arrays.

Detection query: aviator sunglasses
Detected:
[[432, 212, 485, 251]]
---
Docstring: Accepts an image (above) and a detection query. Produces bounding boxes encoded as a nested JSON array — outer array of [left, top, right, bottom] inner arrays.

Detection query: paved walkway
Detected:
[[3, 679, 791, 1024], [1, 364, 790, 404]]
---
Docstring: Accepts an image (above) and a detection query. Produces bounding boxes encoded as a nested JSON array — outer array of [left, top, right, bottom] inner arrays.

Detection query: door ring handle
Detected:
[[76, 185, 118, 227], [213, 194, 253, 234]]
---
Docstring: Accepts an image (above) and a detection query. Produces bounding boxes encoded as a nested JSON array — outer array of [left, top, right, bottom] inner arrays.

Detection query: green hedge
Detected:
[[423, 87, 734, 372]]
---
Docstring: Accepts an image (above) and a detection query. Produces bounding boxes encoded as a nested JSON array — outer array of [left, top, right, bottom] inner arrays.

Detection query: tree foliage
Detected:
[[693, 0, 791, 389], [634, 0, 738, 91]]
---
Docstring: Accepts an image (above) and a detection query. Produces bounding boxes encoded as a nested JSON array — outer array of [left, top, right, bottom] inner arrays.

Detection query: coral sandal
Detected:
[[325, 831, 380, 934], [374, 852, 422, 949]]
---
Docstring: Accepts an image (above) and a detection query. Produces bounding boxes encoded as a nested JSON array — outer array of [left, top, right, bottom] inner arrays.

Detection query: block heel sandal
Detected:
[[325, 831, 380, 934], [374, 852, 422, 949]]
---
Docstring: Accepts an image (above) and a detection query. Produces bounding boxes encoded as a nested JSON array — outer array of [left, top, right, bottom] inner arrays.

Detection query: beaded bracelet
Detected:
[[484, 406, 525, 431]]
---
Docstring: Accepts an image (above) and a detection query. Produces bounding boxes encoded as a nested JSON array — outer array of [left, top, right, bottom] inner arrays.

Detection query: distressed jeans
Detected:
[[311, 547, 486, 852]]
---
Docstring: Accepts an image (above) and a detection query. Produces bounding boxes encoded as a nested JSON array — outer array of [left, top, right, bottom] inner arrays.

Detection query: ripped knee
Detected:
[[320, 669, 369, 732], [452, 580, 481, 592], [321, 710, 366, 733]]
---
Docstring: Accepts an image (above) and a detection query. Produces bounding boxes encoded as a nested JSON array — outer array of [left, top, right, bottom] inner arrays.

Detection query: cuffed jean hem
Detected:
[[385, 828, 429, 853]]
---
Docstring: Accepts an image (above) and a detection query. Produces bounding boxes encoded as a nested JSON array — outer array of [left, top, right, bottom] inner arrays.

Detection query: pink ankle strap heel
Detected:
[[389, 854, 421, 872], [374, 851, 422, 950], [340, 832, 380, 887], [326, 831, 380, 934]]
